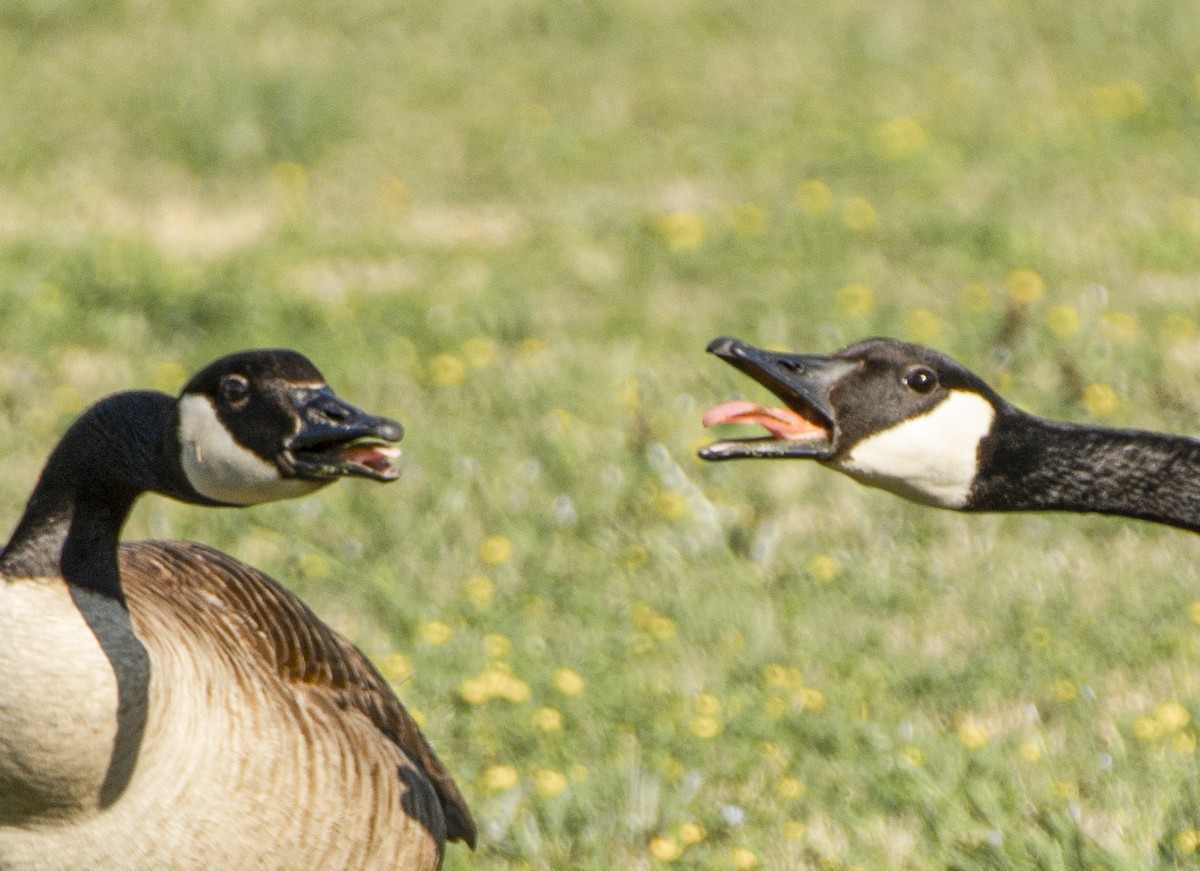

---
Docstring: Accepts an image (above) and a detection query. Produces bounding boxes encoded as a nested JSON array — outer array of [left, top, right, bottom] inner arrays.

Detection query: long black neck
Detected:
[[969, 407, 1200, 534], [0, 391, 188, 601]]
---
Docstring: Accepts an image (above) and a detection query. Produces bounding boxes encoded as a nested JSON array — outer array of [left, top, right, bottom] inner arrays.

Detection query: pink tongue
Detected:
[[338, 442, 401, 473], [702, 400, 826, 441]]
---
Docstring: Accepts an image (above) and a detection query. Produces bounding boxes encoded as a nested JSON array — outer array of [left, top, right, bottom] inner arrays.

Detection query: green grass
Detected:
[[6, 0, 1200, 867]]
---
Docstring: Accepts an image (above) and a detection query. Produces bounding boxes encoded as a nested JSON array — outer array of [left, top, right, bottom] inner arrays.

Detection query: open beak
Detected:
[[699, 337, 857, 461], [283, 387, 403, 482]]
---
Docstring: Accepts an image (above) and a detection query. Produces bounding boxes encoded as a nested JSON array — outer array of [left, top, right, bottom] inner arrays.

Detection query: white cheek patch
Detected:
[[177, 395, 324, 506], [834, 390, 995, 508]]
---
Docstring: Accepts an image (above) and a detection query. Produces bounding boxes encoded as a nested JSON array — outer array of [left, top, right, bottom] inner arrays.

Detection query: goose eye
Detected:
[[903, 367, 938, 393], [219, 374, 250, 403]]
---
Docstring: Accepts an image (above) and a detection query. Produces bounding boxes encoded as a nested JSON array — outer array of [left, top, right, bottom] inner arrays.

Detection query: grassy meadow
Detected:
[[7, 0, 1200, 867]]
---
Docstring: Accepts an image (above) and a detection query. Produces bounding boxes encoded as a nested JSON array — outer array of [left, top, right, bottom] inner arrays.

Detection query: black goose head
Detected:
[[176, 350, 403, 506], [701, 337, 1006, 508]]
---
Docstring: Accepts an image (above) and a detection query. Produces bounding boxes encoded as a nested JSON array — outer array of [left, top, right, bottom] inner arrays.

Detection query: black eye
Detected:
[[903, 367, 938, 393], [220, 374, 250, 403]]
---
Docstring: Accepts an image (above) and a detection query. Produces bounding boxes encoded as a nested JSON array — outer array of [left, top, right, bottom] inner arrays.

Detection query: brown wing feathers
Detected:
[[118, 540, 476, 848]]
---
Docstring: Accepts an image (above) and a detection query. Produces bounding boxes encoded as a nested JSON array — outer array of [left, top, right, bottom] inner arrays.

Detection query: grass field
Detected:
[[6, 1, 1200, 868]]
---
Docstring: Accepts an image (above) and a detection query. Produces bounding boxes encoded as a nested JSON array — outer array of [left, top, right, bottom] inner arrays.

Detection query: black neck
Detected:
[[969, 408, 1200, 534], [0, 392, 189, 600]]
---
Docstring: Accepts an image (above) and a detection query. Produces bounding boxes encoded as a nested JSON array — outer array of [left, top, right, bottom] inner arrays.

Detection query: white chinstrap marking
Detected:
[[177, 395, 322, 506], [834, 389, 995, 508]]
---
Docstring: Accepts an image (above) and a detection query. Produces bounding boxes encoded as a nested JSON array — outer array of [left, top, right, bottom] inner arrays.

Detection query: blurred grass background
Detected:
[[5, 0, 1200, 868]]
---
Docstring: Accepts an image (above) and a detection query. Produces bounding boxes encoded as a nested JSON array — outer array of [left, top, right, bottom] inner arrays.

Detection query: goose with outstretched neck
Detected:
[[701, 336, 1200, 533]]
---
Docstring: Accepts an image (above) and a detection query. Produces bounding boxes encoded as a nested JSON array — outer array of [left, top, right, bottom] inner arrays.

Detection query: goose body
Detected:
[[0, 351, 474, 870], [701, 336, 1200, 533]]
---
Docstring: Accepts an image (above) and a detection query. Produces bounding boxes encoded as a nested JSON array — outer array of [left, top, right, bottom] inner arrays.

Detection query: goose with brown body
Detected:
[[701, 336, 1200, 532], [0, 350, 475, 870]]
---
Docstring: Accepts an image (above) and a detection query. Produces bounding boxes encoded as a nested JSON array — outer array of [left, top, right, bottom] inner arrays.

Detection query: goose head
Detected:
[[700, 336, 1006, 508], [176, 350, 403, 507]]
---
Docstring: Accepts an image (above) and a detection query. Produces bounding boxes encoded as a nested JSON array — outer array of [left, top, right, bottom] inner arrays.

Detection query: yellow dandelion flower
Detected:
[[382, 652, 412, 682], [1053, 678, 1078, 702], [1046, 304, 1081, 338], [731, 847, 759, 870], [905, 309, 942, 343], [764, 664, 804, 690], [649, 615, 678, 641], [795, 179, 833, 215], [533, 768, 568, 798], [553, 667, 586, 696], [1102, 311, 1138, 345], [1159, 702, 1191, 732], [1083, 383, 1119, 417], [458, 677, 489, 706], [462, 336, 497, 368], [763, 664, 788, 687], [961, 283, 993, 313], [1176, 828, 1200, 855], [1019, 741, 1041, 763], [729, 203, 768, 237], [497, 672, 531, 703], [801, 687, 826, 711], [900, 745, 925, 767], [840, 197, 878, 232], [1189, 600, 1200, 624], [1164, 313, 1197, 343], [765, 696, 787, 719], [1134, 715, 1163, 741], [661, 757, 685, 781], [1173, 730, 1197, 755], [652, 491, 688, 520], [660, 212, 706, 251], [297, 552, 329, 580], [1007, 268, 1045, 304], [459, 663, 529, 704], [678, 823, 706, 845], [153, 361, 187, 394], [1091, 80, 1148, 120], [464, 574, 493, 606], [482, 764, 519, 793], [1052, 780, 1075, 800], [874, 116, 928, 160], [694, 692, 721, 716], [484, 634, 512, 658], [691, 714, 723, 739], [837, 283, 875, 316], [808, 553, 841, 584], [419, 620, 453, 646], [480, 535, 512, 566], [777, 777, 805, 799], [428, 353, 466, 387], [531, 706, 563, 732], [650, 836, 683, 862], [784, 821, 807, 841], [957, 721, 990, 750]]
